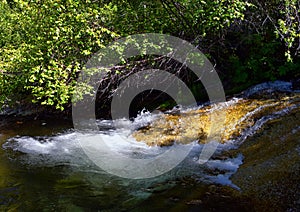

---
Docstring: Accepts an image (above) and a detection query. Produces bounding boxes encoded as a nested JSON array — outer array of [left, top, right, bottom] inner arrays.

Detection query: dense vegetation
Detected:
[[0, 0, 299, 113]]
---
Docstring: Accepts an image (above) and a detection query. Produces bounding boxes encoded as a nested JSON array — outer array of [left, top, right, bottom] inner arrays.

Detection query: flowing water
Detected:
[[0, 81, 299, 211]]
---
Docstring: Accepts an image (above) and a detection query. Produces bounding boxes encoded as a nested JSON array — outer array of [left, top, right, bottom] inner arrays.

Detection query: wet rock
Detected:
[[292, 78, 300, 90], [132, 92, 300, 146], [145, 182, 175, 193], [186, 199, 202, 205], [240, 80, 292, 98], [230, 109, 300, 211], [169, 197, 180, 202]]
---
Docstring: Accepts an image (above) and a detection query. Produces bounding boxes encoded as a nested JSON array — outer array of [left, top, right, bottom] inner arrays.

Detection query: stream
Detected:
[[0, 81, 299, 211]]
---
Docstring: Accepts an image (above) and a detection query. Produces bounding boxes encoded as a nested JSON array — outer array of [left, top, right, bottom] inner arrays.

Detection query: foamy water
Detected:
[[3, 129, 243, 189]]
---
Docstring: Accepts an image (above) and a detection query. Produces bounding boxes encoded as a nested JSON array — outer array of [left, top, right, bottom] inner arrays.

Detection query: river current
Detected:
[[0, 81, 299, 211]]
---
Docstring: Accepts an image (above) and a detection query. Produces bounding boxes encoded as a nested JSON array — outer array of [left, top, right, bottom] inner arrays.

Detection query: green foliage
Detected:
[[111, 1, 172, 35], [111, 0, 250, 38], [0, 0, 118, 110], [0, 0, 299, 112], [227, 32, 300, 87], [276, 0, 300, 62], [1, 0, 250, 110], [231, 34, 281, 82], [209, 0, 300, 91], [178, 0, 250, 35]]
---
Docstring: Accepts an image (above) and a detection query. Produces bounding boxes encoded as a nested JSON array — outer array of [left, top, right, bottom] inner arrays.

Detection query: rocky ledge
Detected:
[[132, 91, 300, 147]]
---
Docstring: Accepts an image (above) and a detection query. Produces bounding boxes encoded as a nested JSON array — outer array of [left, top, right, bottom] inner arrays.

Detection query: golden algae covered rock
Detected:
[[132, 92, 300, 146]]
